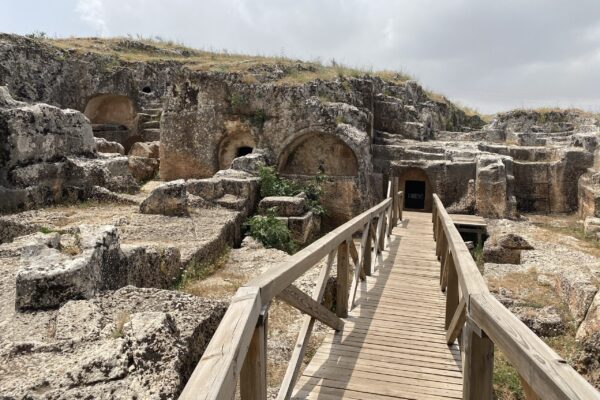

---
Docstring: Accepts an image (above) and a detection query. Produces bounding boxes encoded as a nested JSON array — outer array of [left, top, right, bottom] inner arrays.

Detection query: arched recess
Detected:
[[278, 132, 360, 228], [278, 132, 359, 177], [218, 132, 256, 170], [84, 94, 138, 150], [398, 167, 433, 212], [84, 94, 136, 128]]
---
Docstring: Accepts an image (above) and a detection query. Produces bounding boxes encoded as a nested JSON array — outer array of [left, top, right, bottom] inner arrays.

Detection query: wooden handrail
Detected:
[[432, 194, 600, 400], [181, 182, 404, 400]]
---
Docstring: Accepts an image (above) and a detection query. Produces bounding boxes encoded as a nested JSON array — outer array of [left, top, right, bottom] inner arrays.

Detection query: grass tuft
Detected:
[[176, 247, 231, 290]]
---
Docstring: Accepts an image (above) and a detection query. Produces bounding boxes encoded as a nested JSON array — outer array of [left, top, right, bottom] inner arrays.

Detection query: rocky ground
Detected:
[[482, 214, 600, 390], [0, 198, 245, 399]]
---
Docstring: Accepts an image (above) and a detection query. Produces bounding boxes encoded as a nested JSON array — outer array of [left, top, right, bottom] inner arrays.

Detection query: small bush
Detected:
[[258, 166, 326, 216], [471, 243, 484, 273], [247, 208, 297, 254]]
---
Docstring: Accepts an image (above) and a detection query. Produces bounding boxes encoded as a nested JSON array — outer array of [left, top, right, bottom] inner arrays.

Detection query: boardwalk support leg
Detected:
[[462, 319, 494, 400], [336, 241, 349, 318], [240, 308, 268, 400]]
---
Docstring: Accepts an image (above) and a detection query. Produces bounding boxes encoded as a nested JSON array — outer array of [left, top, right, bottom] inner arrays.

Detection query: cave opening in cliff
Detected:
[[236, 146, 253, 157], [404, 180, 426, 209], [218, 132, 256, 170], [398, 168, 432, 211]]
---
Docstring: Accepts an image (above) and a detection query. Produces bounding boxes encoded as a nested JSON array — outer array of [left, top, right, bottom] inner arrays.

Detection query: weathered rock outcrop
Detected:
[[15, 225, 121, 310], [95, 137, 125, 154], [1, 286, 226, 399], [140, 179, 188, 216], [0, 86, 140, 213]]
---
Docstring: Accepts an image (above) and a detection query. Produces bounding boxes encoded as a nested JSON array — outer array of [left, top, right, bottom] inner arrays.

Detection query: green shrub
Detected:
[[247, 208, 297, 253], [258, 165, 326, 216]]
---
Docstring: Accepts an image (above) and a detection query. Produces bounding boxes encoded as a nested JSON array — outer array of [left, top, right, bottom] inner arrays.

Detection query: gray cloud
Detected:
[[3, 0, 600, 113]]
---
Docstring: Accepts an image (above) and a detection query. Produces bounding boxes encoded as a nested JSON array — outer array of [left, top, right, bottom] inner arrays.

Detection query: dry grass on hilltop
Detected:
[[44, 36, 412, 85]]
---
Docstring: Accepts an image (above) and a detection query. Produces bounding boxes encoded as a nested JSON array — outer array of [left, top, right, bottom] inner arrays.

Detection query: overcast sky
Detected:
[[2, 0, 600, 114]]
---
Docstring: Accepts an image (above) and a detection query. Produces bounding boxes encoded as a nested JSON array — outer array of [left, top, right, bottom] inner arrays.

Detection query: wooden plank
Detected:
[[240, 309, 267, 400], [446, 297, 467, 345], [278, 284, 343, 331], [471, 293, 600, 400], [179, 286, 262, 400], [292, 211, 466, 400]]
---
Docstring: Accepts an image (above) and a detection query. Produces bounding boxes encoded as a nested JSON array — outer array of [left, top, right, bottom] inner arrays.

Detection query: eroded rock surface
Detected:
[[0, 286, 226, 399]]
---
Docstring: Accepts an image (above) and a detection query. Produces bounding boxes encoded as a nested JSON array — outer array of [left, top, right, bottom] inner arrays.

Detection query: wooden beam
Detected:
[[276, 250, 336, 400], [462, 318, 494, 400], [470, 293, 600, 400], [336, 241, 349, 318], [520, 375, 541, 400], [240, 308, 268, 400], [446, 297, 466, 345], [179, 287, 262, 400], [278, 284, 344, 331]]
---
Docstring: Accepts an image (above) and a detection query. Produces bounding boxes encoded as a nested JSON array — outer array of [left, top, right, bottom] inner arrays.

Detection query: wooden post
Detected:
[[240, 307, 268, 400], [391, 177, 399, 227], [462, 319, 494, 400], [364, 222, 373, 276], [398, 192, 403, 221], [336, 241, 349, 318], [445, 256, 458, 329]]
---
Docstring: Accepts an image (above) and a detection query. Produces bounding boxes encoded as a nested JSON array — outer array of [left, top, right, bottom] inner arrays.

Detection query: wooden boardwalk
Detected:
[[293, 211, 463, 400]]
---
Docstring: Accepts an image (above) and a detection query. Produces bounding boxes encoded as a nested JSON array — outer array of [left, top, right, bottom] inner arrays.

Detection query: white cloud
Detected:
[[76, 0, 109, 37]]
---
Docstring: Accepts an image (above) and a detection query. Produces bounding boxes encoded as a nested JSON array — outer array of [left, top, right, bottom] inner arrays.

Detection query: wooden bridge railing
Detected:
[[179, 180, 405, 400], [432, 194, 600, 400]]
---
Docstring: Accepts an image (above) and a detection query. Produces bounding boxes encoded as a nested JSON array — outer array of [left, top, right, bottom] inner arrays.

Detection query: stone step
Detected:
[[92, 123, 127, 131], [215, 194, 247, 211], [141, 121, 160, 129], [141, 129, 161, 142], [142, 107, 163, 115]]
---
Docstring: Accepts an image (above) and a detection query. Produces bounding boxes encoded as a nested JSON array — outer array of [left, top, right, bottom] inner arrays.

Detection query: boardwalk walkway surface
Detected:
[[293, 211, 463, 400]]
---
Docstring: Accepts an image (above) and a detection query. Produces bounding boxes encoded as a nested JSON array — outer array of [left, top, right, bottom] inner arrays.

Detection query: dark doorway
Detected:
[[236, 146, 253, 157], [405, 180, 426, 209]]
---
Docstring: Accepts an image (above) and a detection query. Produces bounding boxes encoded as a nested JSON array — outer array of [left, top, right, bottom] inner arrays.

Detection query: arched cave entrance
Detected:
[[84, 94, 137, 150], [279, 132, 359, 177], [398, 168, 433, 212], [218, 132, 256, 170], [279, 132, 360, 228]]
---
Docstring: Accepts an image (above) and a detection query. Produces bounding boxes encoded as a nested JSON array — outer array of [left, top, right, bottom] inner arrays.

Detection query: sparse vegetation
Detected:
[[38, 226, 57, 234], [247, 208, 297, 254], [43, 36, 415, 87], [494, 350, 525, 400], [258, 165, 326, 216], [26, 31, 47, 40], [176, 247, 231, 290], [111, 312, 130, 339], [471, 243, 484, 272]]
